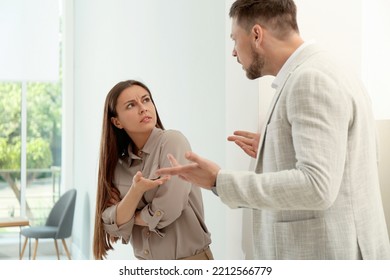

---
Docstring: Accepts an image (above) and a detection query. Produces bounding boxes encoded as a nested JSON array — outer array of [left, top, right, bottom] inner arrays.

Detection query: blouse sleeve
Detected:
[[102, 204, 135, 244], [139, 130, 192, 236]]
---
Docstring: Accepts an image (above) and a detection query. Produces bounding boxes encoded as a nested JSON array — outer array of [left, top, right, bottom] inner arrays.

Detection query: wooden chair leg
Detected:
[[53, 239, 60, 260], [61, 239, 71, 260], [32, 238, 39, 260], [20, 237, 28, 260]]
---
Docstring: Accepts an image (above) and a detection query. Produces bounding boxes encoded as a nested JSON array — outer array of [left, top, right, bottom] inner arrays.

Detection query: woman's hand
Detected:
[[132, 171, 170, 193], [108, 172, 170, 207], [115, 171, 170, 227]]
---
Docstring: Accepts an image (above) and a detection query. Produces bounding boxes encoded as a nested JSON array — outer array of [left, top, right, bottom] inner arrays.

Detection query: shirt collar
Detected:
[[127, 127, 163, 161], [271, 40, 315, 90], [140, 127, 163, 155]]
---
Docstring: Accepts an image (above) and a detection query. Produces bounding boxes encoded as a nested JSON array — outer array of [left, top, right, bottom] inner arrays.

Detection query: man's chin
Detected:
[[246, 72, 261, 80]]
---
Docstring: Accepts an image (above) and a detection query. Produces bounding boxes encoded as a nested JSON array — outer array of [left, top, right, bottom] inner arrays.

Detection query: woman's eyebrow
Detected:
[[123, 99, 135, 106], [123, 94, 150, 106]]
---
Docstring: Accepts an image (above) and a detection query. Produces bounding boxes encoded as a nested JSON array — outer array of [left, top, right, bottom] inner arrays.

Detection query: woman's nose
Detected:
[[139, 103, 147, 114]]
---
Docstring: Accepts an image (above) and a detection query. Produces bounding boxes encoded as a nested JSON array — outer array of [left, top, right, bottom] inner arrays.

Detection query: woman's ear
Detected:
[[111, 117, 123, 129]]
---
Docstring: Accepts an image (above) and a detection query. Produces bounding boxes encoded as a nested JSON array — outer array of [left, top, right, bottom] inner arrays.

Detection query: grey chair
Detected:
[[19, 189, 77, 260]]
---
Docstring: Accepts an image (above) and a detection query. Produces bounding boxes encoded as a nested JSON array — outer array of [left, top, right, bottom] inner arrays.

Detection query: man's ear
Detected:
[[111, 117, 123, 129], [252, 24, 263, 46]]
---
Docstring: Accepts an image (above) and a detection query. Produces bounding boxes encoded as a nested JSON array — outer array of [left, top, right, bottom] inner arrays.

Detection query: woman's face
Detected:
[[111, 85, 157, 137]]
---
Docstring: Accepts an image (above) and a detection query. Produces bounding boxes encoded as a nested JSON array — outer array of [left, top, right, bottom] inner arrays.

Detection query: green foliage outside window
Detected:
[[0, 81, 61, 220], [0, 81, 61, 170]]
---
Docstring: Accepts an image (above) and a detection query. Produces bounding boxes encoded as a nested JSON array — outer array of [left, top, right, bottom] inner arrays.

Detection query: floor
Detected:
[[0, 235, 68, 260]]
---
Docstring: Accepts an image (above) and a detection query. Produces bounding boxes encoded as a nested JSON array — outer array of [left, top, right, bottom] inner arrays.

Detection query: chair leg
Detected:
[[61, 239, 72, 260], [53, 239, 60, 260], [20, 237, 28, 260], [32, 238, 39, 260]]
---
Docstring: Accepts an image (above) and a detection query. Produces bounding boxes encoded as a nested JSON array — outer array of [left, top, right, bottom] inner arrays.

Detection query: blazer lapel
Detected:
[[255, 44, 323, 172], [255, 74, 290, 171]]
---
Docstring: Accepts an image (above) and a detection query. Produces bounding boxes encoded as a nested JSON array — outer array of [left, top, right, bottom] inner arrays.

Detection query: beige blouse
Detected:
[[102, 128, 212, 259]]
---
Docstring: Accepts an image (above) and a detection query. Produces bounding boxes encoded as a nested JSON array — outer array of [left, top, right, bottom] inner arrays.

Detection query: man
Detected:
[[156, 0, 390, 259]]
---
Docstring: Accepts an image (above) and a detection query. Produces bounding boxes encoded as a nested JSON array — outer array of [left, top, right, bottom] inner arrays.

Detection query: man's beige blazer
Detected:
[[217, 44, 390, 259]]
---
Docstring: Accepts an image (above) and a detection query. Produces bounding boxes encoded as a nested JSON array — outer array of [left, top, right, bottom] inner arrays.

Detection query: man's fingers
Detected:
[[234, 140, 255, 152], [167, 153, 180, 167], [228, 135, 254, 146], [233, 140, 257, 158], [234, 140, 246, 148], [156, 163, 197, 176], [155, 166, 183, 176], [184, 151, 203, 164], [153, 175, 171, 185], [178, 174, 190, 182], [168, 151, 204, 167], [234, 130, 256, 138], [242, 146, 257, 158]]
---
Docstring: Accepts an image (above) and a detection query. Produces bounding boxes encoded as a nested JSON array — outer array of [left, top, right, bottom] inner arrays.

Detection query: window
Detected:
[[0, 82, 62, 225], [0, 1, 62, 238]]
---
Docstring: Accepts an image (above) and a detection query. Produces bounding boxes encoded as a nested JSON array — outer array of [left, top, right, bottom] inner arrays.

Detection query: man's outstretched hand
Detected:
[[155, 151, 220, 190]]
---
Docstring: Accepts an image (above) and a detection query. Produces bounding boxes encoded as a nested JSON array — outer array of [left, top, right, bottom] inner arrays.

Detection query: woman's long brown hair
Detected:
[[93, 80, 164, 259]]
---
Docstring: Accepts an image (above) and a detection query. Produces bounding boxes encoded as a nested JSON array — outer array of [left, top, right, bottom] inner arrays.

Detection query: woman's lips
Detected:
[[141, 116, 152, 123]]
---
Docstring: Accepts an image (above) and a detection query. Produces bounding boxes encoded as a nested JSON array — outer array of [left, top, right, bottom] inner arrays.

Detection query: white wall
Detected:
[[71, 0, 227, 259], [361, 0, 390, 240], [224, 0, 260, 259], [362, 0, 390, 120]]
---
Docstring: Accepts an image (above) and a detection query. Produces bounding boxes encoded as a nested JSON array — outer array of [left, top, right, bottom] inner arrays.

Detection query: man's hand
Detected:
[[227, 130, 260, 158], [155, 152, 220, 190]]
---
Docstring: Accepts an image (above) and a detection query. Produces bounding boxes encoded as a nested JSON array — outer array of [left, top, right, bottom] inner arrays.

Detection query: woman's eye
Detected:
[[143, 97, 151, 103], [127, 103, 134, 109]]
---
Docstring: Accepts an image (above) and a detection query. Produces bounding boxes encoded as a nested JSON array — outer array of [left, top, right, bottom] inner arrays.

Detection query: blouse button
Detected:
[[156, 211, 161, 216], [146, 231, 150, 236], [144, 250, 149, 255]]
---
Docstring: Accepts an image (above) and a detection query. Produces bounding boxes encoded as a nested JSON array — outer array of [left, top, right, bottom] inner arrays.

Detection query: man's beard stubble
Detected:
[[246, 49, 264, 80]]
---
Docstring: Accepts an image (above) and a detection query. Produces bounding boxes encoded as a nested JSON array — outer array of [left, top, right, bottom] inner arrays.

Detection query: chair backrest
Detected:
[[45, 189, 77, 239]]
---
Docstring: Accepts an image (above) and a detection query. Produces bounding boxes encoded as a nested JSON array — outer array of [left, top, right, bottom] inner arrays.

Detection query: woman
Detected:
[[93, 80, 212, 260]]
